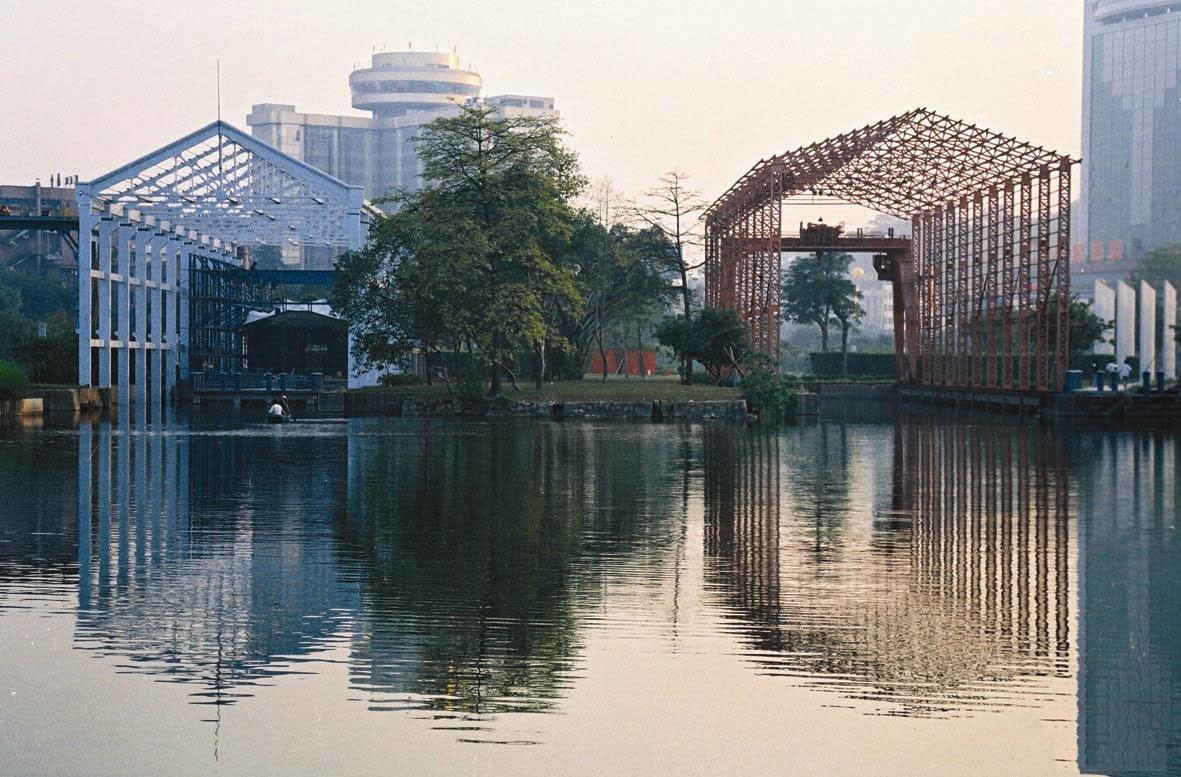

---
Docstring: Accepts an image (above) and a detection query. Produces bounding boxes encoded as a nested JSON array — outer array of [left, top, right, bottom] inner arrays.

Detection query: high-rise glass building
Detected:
[[1082, 1, 1181, 268], [247, 51, 557, 268]]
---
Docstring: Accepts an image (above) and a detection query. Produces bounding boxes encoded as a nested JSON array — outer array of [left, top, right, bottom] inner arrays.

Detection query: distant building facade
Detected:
[[0, 182, 78, 275], [1082, 1, 1181, 277], [248, 51, 558, 204]]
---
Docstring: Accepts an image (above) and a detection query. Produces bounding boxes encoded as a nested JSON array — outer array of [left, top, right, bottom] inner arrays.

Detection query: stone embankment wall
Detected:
[[0, 398, 43, 422], [1, 388, 103, 423], [801, 381, 897, 401], [344, 393, 754, 421]]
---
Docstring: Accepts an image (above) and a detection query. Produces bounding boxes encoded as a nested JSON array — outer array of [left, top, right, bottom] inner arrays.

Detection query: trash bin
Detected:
[[1095, 372, 1105, 391], [1157, 371, 1166, 392], [1143, 370, 1152, 390], [1064, 370, 1084, 393]]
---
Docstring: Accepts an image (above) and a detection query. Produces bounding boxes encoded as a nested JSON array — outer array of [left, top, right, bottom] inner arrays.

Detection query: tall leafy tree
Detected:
[[782, 252, 863, 364], [333, 104, 585, 395]]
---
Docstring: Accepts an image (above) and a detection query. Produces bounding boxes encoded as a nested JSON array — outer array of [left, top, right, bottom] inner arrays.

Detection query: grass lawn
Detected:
[[359, 375, 742, 403]]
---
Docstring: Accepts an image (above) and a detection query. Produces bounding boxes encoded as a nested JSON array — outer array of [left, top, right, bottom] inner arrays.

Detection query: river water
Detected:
[[0, 411, 1177, 776]]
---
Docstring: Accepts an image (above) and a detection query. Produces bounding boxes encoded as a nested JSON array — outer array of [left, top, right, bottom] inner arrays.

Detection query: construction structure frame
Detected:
[[704, 109, 1077, 393], [76, 120, 369, 406]]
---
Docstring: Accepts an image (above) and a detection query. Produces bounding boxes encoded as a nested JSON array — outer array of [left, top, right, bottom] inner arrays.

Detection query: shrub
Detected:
[[455, 372, 486, 401], [741, 354, 799, 421], [8, 332, 76, 385], [808, 352, 896, 379], [0, 361, 30, 401], [379, 373, 425, 387]]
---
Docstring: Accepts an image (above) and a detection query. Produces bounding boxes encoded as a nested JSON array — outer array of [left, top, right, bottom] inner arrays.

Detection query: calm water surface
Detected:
[[0, 411, 1177, 776]]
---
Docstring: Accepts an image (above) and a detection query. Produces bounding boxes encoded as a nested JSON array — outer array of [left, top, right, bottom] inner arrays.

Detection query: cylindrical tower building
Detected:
[[349, 52, 482, 118]]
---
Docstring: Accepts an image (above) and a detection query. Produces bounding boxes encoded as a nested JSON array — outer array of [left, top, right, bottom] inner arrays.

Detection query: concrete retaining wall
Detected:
[[344, 393, 755, 422], [0, 398, 43, 421]]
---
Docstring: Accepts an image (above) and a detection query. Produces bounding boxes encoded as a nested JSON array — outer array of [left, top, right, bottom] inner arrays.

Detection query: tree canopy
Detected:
[[332, 104, 586, 394], [655, 308, 750, 385], [782, 252, 864, 373]]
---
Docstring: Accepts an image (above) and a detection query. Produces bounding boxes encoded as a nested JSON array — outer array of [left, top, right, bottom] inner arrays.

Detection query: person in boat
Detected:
[[279, 395, 291, 416], [267, 397, 286, 422]]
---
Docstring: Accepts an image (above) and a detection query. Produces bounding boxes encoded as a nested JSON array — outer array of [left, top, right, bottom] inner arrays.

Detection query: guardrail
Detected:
[[191, 371, 346, 393]]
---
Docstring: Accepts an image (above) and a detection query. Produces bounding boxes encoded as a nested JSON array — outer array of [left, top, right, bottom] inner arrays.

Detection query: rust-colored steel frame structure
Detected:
[[704, 108, 1077, 393]]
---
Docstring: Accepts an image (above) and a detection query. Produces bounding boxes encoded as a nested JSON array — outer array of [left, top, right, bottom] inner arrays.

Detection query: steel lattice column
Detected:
[[1054, 159, 1072, 391]]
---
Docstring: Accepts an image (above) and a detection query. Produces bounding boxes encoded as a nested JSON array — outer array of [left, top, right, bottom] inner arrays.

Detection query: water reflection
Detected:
[[72, 416, 357, 706], [337, 422, 688, 728], [702, 417, 1072, 716], [4, 412, 1181, 773], [1075, 430, 1181, 776]]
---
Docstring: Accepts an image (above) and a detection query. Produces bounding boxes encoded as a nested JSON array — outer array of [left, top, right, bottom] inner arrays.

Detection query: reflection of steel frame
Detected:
[[704, 109, 1077, 392]]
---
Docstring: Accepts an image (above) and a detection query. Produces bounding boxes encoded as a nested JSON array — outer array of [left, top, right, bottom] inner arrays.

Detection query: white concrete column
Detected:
[[116, 224, 134, 406], [1140, 280, 1157, 375], [164, 238, 183, 395], [96, 220, 115, 389], [1163, 281, 1177, 379], [176, 242, 191, 380], [77, 203, 96, 385], [1116, 281, 1136, 366], [1093, 280, 1115, 355], [134, 229, 150, 406], [149, 235, 167, 404]]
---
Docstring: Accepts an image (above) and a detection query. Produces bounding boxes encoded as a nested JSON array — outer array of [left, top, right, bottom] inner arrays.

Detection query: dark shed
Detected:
[[242, 310, 347, 375]]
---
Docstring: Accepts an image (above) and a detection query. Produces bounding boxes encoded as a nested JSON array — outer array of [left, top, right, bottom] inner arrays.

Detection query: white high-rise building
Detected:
[[249, 51, 557, 206], [1082, 2, 1181, 269]]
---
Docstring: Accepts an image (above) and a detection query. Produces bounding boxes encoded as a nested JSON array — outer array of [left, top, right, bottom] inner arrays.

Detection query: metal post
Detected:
[[77, 201, 95, 386], [96, 219, 114, 389]]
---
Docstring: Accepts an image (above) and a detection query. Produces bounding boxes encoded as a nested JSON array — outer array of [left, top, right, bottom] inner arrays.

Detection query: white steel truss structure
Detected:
[[76, 121, 367, 405]]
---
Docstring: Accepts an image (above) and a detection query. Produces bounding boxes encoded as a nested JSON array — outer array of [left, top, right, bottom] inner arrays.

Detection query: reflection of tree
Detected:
[[0, 422, 80, 582], [1075, 430, 1181, 777], [71, 418, 357, 706], [336, 420, 685, 716], [703, 414, 1072, 717]]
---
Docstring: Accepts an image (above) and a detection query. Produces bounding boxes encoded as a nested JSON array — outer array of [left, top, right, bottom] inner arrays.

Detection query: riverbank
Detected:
[[343, 376, 820, 421], [0, 386, 103, 424], [346, 393, 753, 421]]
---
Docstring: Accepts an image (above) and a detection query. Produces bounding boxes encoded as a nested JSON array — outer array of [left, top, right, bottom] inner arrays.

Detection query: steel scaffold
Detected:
[[704, 108, 1077, 393]]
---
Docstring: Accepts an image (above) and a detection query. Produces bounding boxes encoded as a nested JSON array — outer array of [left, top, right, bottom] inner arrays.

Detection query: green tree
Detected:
[[1137, 245, 1181, 291], [568, 217, 674, 381], [782, 252, 863, 373], [632, 171, 706, 384], [832, 290, 865, 377], [1050, 294, 1112, 359], [655, 308, 750, 385], [332, 104, 585, 395]]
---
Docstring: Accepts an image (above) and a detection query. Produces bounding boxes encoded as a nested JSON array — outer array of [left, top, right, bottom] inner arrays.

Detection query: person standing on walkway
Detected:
[[1119, 360, 1133, 391], [1106, 360, 1120, 391]]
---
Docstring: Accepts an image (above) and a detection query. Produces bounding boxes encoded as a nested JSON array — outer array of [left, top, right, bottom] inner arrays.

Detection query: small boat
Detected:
[[267, 402, 292, 424]]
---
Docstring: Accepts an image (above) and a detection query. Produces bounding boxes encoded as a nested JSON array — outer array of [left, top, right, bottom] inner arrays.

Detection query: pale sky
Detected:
[[0, 0, 1082, 220]]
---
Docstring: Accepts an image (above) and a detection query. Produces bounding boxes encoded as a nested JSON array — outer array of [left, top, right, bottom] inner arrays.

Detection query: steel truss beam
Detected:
[[704, 108, 1075, 393]]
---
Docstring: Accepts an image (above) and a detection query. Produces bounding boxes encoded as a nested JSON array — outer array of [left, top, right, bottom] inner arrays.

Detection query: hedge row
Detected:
[[808, 352, 896, 378]]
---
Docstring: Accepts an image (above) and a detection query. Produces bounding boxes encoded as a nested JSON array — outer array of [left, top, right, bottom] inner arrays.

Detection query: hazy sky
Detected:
[[1, 0, 1082, 220]]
